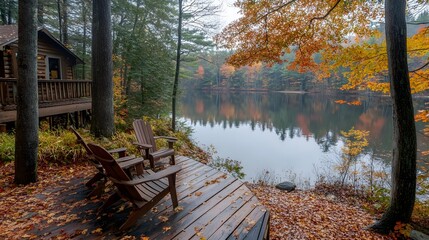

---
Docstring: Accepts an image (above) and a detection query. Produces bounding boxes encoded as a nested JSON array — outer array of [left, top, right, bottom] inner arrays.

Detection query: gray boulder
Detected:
[[275, 181, 296, 192]]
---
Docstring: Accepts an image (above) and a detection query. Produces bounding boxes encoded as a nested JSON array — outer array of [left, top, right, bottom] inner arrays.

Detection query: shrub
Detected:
[[0, 133, 14, 163]]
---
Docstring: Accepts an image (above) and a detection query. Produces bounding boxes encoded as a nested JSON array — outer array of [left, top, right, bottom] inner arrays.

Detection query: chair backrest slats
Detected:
[[133, 119, 157, 153], [70, 126, 92, 153], [70, 126, 99, 165]]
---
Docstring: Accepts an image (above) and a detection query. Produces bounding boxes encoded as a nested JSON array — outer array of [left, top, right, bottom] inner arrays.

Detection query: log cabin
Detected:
[[0, 25, 91, 128]]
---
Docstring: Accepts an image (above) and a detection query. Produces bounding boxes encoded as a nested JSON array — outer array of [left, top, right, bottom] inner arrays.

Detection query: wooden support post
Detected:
[[0, 124, 6, 133]]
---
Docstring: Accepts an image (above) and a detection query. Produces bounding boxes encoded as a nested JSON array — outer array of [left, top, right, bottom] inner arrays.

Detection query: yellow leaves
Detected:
[[415, 110, 429, 122], [162, 226, 171, 232], [158, 215, 169, 222], [174, 206, 184, 212], [91, 228, 103, 234], [366, 82, 390, 94], [334, 99, 362, 106], [340, 127, 369, 160], [195, 191, 202, 197]]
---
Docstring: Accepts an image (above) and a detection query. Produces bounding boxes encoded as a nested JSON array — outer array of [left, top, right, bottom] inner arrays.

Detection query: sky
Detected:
[[218, 0, 241, 30]]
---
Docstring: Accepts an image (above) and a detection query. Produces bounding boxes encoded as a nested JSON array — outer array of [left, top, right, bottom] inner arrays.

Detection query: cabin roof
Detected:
[[0, 25, 83, 64]]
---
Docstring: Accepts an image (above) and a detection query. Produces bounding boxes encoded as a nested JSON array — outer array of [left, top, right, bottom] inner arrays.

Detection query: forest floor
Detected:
[[0, 162, 422, 239], [248, 184, 391, 239]]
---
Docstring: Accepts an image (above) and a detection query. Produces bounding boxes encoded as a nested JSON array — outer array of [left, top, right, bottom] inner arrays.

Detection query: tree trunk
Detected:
[[172, 0, 183, 132], [57, 0, 62, 42], [7, 0, 12, 24], [61, 0, 68, 44], [37, 0, 44, 25], [1, 0, 7, 24], [370, 0, 416, 233], [14, 0, 38, 184], [81, 0, 87, 79], [91, 0, 114, 137]]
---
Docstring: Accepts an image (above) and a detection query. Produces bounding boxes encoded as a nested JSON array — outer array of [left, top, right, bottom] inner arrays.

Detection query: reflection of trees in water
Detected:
[[179, 91, 426, 160]]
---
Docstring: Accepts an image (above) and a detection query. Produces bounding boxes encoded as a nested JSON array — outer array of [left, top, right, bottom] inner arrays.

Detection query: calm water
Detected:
[[178, 91, 428, 184]]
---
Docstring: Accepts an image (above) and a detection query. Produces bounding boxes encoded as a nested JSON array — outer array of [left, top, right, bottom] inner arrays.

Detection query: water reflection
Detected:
[[178, 91, 427, 182]]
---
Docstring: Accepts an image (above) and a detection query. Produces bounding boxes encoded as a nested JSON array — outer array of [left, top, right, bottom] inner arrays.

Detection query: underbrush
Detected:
[[0, 118, 209, 167]]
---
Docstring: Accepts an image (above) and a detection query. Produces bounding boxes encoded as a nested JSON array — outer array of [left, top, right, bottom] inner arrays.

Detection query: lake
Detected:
[[178, 91, 428, 185]]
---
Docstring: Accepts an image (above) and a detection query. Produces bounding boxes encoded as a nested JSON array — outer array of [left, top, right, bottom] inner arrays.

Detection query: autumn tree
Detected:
[[14, 0, 38, 184], [370, 0, 417, 232], [220, 63, 235, 84], [217, 0, 427, 233], [91, 0, 114, 137]]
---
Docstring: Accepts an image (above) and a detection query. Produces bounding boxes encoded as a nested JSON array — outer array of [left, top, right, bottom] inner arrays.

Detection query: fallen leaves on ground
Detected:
[[247, 184, 392, 240], [0, 162, 99, 239]]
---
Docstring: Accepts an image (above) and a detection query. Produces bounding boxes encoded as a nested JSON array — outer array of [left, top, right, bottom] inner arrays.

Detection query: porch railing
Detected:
[[0, 78, 92, 107]]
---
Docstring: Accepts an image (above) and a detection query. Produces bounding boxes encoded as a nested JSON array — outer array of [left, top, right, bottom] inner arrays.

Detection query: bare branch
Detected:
[[309, 0, 342, 25], [255, 0, 297, 23], [410, 61, 429, 72]]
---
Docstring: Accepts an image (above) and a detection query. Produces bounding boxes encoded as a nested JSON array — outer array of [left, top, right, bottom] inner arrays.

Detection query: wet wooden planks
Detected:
[[31, 156, 269, 239]]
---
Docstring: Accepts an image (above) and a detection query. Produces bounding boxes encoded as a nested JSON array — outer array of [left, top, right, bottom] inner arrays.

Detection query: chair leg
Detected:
[[98, 192, 121, 213], [119, 201, 156, 231], [86, 179, 106, 199], [170, 155, 175, 165], [85, 172, 104, 188], [135, 163, 144, 175], [168, 175, 178, 208], [149, 158, 155, 170]]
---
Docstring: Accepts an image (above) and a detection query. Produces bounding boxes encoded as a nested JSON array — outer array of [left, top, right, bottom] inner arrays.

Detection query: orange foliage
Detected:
[[334, 99, 362, 106], [415, 110, 429, 123], [216, 0, 382, 71], [220, 64, 235, 79], [195, 100, 205, 114], [217, 1, 429, 94], [296, 114, 311, 137], [220, 103, 236, 118], [196, 65, 205, 80]]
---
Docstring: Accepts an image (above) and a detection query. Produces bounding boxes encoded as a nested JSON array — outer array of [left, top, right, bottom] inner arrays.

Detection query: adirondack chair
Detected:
[[87, 143, 181, 230], [70, 126, 145, 197], [132, 119, 177, 170]]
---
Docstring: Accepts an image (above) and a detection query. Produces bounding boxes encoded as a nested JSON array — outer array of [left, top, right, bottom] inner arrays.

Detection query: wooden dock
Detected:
[[31, 156, 270, 239]]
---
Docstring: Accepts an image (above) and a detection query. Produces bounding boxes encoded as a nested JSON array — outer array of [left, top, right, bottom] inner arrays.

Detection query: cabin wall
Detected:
[[37, 34, 75, 79], [2, 34, 76, 80], [2, 48, 14, 78]]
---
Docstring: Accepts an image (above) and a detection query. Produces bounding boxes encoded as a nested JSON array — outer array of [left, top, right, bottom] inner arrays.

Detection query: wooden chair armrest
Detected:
[[107, 147, 127, 155], [154, 136, 178, 142], [133, 142, 152, 149], [117, 157, 145, 169], [112, 165, 182, 186], [116, 155, 136, 163]]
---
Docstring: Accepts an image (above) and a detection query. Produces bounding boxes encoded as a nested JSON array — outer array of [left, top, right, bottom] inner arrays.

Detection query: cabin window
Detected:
[[47, 57, 61, 79]]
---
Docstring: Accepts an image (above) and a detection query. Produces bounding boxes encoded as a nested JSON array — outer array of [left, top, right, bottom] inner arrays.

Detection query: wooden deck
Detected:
[[30, 156, 270, 239], [0, 78, 92, 123]]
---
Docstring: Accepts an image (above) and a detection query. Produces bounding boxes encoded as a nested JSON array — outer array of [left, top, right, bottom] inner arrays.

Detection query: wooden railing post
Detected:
[[0, 78, 92, 107]]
